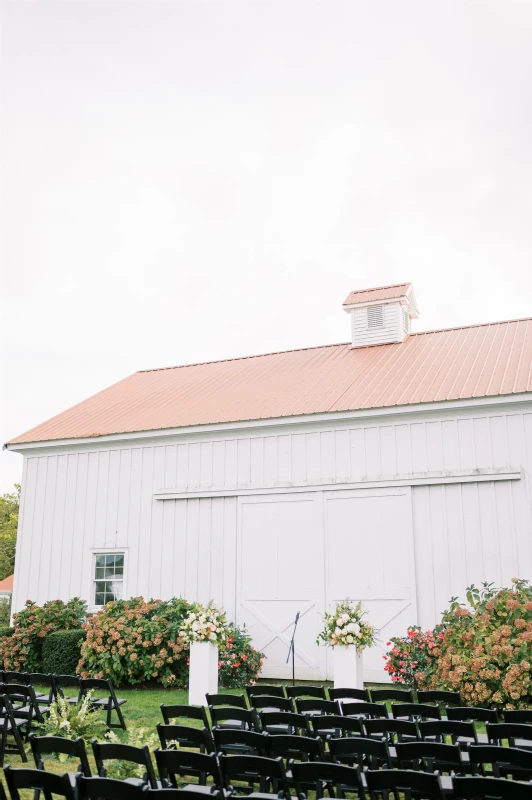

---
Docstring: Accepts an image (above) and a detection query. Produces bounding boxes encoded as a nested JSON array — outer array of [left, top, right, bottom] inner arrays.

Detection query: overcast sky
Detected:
[[1, 0, 531, 494]]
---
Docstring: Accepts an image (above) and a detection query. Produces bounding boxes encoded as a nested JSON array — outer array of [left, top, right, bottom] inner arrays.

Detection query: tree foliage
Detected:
[[0, 484, 19, 581]]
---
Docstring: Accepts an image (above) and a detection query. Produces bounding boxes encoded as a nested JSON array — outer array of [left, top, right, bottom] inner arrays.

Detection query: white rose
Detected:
[[346, 635, 354, 644], [335, 627, 342, 635], [191, 622, 199, 631], [209, 632, 217, 640], [352, 622, 360, 635]]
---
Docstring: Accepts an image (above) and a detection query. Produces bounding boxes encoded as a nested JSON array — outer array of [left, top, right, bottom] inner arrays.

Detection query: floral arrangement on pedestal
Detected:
[[317, 599, 377, 650], [179, 602, 229, 645]]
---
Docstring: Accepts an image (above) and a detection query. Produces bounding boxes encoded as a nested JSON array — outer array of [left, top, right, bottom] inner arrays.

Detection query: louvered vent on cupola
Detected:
[[342, 282, 419, 348]]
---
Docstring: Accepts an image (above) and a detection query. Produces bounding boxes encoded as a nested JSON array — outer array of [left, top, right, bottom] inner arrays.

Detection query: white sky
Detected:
[[1, 0, 531, 493]]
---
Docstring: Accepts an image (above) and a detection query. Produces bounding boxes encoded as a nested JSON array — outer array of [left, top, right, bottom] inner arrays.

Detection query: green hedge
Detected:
[[0, 626, 14, 638], [42, 629, 86, 675]]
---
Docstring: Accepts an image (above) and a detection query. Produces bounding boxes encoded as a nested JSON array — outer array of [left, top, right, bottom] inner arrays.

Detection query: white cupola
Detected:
[[342, 282, 419, 348]]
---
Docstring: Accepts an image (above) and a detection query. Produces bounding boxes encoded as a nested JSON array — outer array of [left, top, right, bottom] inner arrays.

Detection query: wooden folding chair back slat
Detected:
[[154, 747, 223, 790], [29, 732, 92, 776], [76, 774, 147, 799], [160, 703, 209, 727], [91, 740, 158, 789], [452, 775, 532, 799], [4, 765, 75, 800], [156, 722, 212, 752]]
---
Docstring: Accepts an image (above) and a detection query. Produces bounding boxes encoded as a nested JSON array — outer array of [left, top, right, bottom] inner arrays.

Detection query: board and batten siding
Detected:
[[11, 403, 532, 634]]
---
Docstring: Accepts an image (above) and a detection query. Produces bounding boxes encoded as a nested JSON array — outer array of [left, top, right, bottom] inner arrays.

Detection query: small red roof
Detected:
[[0, 575, 14, 592], [6, 317, 532, 446], [343, 282, 412, 306]]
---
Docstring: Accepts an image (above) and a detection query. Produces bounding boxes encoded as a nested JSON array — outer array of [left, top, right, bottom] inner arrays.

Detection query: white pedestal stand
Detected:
[[333, 645, 364, 690], [189, 641, 219, 706]]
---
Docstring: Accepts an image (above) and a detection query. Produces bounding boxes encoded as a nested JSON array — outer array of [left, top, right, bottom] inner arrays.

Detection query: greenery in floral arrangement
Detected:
[[317, 599, 377, 650], [37, 692, 107, 750], [104, 727, 159, 780], [218, 623, 265, 687], [78, 596, 190, 688], [385, 579, 532, 708], [179, 602, 228, 645], [0, 597, 87, 671]]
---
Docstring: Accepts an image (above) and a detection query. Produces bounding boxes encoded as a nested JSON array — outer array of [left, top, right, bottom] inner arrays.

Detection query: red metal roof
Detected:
[[0, 575, 14, 592], [343, 282, 412, 305], [7, 318, 532, 445]]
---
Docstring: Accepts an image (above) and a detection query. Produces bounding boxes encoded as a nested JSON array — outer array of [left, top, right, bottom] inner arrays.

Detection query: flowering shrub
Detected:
[[218, 623, 264, 687], [38, 692, 107, 749], [180, 602, 228, 645], [384, 625, 445, 686], [0, 598, 87, 671], [78, 596, 189, 687], [385, 579, 532, 708], [317, 600, 376, 650]]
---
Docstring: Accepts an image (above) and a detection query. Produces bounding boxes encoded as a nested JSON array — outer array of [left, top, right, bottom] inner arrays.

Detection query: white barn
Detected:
[[5, 282, 532, 682]]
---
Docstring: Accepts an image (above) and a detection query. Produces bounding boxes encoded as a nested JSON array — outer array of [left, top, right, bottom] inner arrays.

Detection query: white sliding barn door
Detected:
[[237, 493, 327, 680], [324, 488, 417, 683]]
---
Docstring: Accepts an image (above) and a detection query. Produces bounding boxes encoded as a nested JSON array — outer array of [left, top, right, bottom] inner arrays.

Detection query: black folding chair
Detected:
[[365, 768, 444, 799], [0, 694, 28, 766], [293, 698, 339, 717], [266, 734, 324, 763], [156, 723, 213, 753], [328, 736, 392, 770], [25, 674, 59, 706], [392, 703, 442, 722], [284, 685, 327, 700], [219, 754, 291, 798], [341, 701, 388, 720], [55, 675, 81, 705], [248, 696, 292, 713], [3, 684, 48, 731], [418, 720, 478, 750], [247, 685, 286, 700], [310, 715, 363, 740], [502, 709, 532, 724], [363, 718, 420, 743], [417, 691, 461, 708], [290, 760, 365, 798], [395, 741, 465, 775], [92, 739, 158, 788], [4, 766, 75, 800], [452, 775, 532, 799], [2, 672, 27, 685], [213, 728, 269, 756], [206, 693, 247, 709], [76, 774, 146, 799], [29, 733, 92, 785], [144, 791, 222, 799], [258, 711, 310, 736], [161, 703, 210, 728], [209, 706, 256, 732], [370, 688, 415, 704], [486, 722, 532, 750], [328, 687, 370, 703], [468, 744, 532, 781], [447, 707, 498, 725], [80, 678, 127, 730], [154, 748, 223, 791]]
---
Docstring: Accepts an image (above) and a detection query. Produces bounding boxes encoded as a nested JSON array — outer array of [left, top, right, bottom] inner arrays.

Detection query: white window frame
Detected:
[[91, 548, 127, 610]]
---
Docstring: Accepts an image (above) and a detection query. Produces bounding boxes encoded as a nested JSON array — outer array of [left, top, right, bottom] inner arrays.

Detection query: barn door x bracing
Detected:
[[323, 487, 417, 683], [237, 493, 327, 680], [237, 487, 417, 682]]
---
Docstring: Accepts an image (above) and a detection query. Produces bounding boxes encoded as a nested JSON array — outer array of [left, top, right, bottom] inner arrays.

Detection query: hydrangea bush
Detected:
[[180, 602, 228, 645], [78, 596, 189, 687], [385, 579, 532, 708], [218, 623, 265, 687], [317, 599, 376, 650], [0, 598, 87, 671]]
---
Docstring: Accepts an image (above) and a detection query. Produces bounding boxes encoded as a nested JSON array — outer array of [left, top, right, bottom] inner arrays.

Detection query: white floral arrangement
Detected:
[[179, 601, 229, 645], [317, 599, 377, 650]]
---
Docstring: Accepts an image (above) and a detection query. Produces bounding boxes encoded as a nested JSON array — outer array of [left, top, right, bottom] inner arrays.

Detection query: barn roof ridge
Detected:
[[138, 316, 532, 373]]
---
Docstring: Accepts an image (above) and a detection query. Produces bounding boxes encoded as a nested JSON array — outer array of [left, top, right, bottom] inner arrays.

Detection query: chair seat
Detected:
[[5, 717, 29, 731], [16, 704, 50, 717], [183, 785, 216, 794], [91, 697, 126, 707]]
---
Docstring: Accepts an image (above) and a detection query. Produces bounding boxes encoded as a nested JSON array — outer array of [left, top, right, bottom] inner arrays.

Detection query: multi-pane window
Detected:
[[94, 553, 124, 606]]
